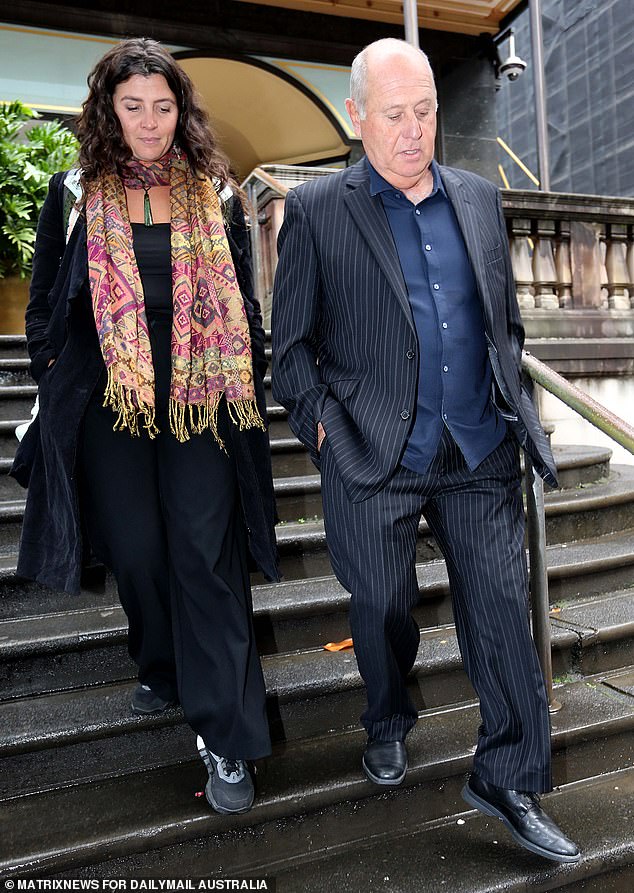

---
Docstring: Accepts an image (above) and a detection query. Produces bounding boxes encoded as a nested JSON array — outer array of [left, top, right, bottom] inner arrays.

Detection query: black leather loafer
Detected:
[[362, 739, 408, 786], [462, 773, 581, 863], [131, 684, 176, 715]]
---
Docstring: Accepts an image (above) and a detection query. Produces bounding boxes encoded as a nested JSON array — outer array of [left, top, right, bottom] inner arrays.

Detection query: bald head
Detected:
[[350, 38, 436, 119]]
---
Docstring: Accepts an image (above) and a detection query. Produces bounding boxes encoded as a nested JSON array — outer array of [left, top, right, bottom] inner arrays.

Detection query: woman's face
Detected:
[[113, 73, 178, 163]]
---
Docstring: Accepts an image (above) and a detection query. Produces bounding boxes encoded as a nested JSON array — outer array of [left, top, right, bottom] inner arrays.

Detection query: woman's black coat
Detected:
[[12, 172, 279, 594]]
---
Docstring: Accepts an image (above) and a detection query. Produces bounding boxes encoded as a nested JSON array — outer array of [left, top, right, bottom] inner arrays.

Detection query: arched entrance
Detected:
[[175, 54, 351, 179]]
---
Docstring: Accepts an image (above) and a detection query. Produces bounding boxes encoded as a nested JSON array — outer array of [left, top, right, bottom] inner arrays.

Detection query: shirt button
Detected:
[[433, 283, 440, 290], [400, 410, 410, 420], [415, 209, 421, 215], [425, 244, 432, 251], [406, 349, 415, 360], [443, 365, 449, 372], [443, 413, 448, 420], [442, 322, 448, 329]]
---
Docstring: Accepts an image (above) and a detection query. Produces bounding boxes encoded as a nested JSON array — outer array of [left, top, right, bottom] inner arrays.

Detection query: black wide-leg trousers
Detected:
[[320, 426, 552, 793], [79, 332, 270, 761]]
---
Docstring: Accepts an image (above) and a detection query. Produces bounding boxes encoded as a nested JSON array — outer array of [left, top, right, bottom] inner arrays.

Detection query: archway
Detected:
[[175, 54, 351, 179]]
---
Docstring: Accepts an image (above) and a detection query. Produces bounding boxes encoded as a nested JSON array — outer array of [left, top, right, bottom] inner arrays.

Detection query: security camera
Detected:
[[499, 54, 527, 81], [498, 33, 527, 82]]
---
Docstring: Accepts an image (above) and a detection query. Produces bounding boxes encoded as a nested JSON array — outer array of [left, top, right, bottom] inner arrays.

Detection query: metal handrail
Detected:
[[249, 167, 290, 197], [522, 351, 634, 454], [521, 349, 634, 713]]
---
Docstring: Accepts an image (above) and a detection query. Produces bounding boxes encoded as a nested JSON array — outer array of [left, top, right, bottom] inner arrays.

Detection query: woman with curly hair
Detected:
[[13, 38, 278, 815]]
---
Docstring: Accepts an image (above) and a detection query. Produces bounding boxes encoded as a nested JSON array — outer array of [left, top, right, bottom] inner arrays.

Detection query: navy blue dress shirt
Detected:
[[369, 160, 506, 475]]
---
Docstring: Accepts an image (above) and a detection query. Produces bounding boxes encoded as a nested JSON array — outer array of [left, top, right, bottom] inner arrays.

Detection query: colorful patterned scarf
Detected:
[[85, 147, 263, 446]]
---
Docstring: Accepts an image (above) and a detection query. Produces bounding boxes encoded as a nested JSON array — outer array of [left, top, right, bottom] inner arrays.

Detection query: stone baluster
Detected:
[[531, 219, 559, 309], [626, 224, 634, 309], [554, 220, 573, 308], [605, 223, 631, 310], [598, 225, 609, 310], [508, 217, 535, 310]]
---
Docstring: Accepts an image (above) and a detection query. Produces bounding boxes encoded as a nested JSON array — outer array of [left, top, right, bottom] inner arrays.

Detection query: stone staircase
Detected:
[[0, 333, 633, 891]]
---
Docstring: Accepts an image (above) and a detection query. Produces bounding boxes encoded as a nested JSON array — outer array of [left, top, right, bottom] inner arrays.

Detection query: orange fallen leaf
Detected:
[[324, 637, 354, 652]]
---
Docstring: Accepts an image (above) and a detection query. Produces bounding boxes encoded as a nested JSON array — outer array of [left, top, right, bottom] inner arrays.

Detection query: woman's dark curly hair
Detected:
[[76, 38, 234, 193]]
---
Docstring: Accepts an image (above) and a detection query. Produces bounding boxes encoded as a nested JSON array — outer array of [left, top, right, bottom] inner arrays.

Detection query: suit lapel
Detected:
[[438, 166, 492, 325], [343, 162, 415, 333]]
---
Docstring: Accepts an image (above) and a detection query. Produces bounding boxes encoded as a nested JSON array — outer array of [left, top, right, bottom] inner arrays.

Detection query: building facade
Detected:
[[496, 0, 633, 196]]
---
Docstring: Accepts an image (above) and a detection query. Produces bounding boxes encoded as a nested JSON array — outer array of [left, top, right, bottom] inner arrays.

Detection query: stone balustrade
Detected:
[[243, 167, 634, 350], [502, 190, 634, 313]]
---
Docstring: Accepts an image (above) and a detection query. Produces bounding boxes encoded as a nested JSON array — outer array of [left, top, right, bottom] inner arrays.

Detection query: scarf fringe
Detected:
[[104, 367, 265, 446], [103, 367, 159, 438], [169, 395, 224, 448], [227, 399, 266, 433], [169, 395, 265, 447]]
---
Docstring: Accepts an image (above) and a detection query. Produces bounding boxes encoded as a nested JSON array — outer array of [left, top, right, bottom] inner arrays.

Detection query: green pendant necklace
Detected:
[[143, 187, 153, 227]]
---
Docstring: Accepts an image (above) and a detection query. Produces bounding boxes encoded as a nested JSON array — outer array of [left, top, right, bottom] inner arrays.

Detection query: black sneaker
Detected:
[[196, 735, 255, 814], [131, 684, 175, 715]]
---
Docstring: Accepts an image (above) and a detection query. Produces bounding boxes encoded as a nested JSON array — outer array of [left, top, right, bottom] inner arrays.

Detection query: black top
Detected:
[[131, 222, 172, 314], [130, 222, 172, 409]]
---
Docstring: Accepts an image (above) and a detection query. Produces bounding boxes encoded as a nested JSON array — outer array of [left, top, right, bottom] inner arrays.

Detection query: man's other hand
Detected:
[[317, 422, 326, 453]]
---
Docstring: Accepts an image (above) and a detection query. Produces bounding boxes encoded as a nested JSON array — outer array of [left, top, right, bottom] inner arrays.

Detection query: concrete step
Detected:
[[269, 440, 316, 478], [0, 559, 116, 621], [544, 465, 634, 545], [551, 589, 634, 678], [3, 464, 631, 560], [265, 401, 294, 440], [267, 403, 562, 456], [0, 424, 315, 484], [1, 671, 632, 877], [0, 461, 321, 505], [0, 429, 614, 511], [551, 443, 611, 489], [272, 466, 634, 579], [0, 359, 32, 386], [0, 333, 615, 484], [0, 457, 23, 499], [1, 527, 633, 652], [0, 335, 28, 360], [268, 443, 614, 522], [0, 499, 28, 549], [52, 768, 634, 889], [0, 421, 25, 460], [1, 587, 632, 758], [0, 384, 37, 421], [273, 472, 321, 521], [271, 767, 634, 893]]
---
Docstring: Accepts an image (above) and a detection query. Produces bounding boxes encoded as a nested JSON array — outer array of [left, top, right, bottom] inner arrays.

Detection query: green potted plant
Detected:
[[0, 101, 78, 332]]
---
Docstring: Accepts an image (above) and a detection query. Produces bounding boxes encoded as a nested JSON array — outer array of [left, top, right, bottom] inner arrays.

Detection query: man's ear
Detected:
[[345, 98, 362, 138]]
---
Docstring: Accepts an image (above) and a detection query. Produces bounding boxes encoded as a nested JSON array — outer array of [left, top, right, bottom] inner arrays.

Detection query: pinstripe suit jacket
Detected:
[[271, 158, 557, 503]]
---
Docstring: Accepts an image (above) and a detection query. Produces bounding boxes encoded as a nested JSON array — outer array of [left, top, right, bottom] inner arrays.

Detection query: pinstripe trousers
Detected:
[[320, 425, 552, 793]]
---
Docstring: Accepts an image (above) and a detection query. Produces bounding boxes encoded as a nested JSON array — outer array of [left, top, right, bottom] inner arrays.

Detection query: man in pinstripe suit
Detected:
[[272, 38, 579, 863]]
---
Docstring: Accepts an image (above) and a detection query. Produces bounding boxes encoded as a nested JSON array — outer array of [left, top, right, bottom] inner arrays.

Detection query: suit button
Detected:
[[400, 410, 410, 420], [406, 349, 415, 360]]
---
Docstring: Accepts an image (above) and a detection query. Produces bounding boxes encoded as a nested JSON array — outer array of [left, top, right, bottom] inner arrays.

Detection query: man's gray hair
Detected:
[[350, 38, 436, 119]]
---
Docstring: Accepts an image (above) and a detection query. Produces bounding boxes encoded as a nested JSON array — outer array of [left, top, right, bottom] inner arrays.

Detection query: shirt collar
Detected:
[[368, 157, 446, 200]]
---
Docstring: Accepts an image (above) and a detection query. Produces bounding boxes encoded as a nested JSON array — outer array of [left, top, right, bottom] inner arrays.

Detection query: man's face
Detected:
[[346, 51, 437, 192]]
